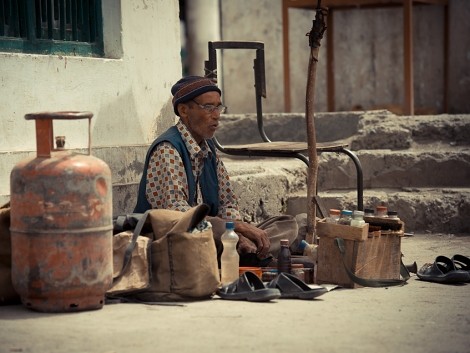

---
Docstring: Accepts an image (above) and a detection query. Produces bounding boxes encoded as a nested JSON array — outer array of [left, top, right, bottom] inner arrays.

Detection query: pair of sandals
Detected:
[[217, 271, 328, 302], [416, 254, 470, 284]]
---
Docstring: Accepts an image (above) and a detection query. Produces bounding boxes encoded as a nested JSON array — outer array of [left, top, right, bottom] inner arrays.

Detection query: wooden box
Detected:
[[316, 219, 404, 288]]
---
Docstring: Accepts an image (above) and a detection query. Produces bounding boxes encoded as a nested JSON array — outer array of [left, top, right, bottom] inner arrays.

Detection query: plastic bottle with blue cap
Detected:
[[220, 221, 240, 285]]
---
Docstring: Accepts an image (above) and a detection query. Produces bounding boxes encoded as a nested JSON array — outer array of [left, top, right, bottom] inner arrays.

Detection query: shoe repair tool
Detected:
[[306, 0, 328, 245]]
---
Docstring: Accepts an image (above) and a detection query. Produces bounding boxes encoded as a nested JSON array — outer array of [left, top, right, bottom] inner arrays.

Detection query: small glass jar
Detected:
[[350, 210, 366, 227], [298, 240, 317, 262], [364, 208, 375, 217], [262, 268, 278, 282], [303, 268, 314, 284], [338, 210, 353, 225], [326, 208, 341, 223], [291, 264, 305, 282], [376, 205, 388, 218], [387, 211, 399, 220]]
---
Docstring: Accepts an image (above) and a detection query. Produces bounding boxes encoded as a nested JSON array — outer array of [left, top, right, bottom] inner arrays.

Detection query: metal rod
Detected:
[[23, 0, 36, 40], [59, 0, 65, 39], [47, 0, 53, 39], [403, 0, 414, 115], [72, 0, 77, 40]]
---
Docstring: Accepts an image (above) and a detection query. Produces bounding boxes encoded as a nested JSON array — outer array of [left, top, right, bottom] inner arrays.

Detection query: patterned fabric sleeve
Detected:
[[216, 154, 242, 221], [145, 142, 192, 212]]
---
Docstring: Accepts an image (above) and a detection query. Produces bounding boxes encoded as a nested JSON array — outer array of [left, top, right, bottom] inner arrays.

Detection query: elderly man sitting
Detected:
[[134, 75, 301, 265]]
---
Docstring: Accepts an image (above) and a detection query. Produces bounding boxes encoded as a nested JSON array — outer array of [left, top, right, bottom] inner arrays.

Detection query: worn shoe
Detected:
[[267, 272, 328, 300], [416, 255, 470, 284], [217, 271, 281, 302], [405, 261, 418, 274], [451, 254, 470, 282]]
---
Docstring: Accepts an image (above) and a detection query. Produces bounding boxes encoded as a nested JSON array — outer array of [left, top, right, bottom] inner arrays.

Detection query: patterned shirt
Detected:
[[145, 120, 241, 220]]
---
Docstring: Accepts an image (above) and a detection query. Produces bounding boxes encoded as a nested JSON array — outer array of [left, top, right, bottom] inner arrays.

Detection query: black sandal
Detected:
[[451, 254, 470, 282], [267, 272, 328, 300], [417, 256, 470, 284], [216, 271, 281, 302]]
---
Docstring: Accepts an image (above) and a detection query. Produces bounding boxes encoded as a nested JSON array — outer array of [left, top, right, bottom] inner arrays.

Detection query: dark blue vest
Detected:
[[134, 126, 219, 216]]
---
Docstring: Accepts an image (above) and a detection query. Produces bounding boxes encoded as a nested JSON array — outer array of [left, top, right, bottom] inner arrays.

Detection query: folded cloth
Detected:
[[417, 255, 470, 284]]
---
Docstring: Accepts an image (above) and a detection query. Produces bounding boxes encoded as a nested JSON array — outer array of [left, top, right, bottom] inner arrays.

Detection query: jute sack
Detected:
[[108, 204, 220, 302], [108, 230, 152, 295], [135, 204, 220, 302], [0, 202, 20, 305]]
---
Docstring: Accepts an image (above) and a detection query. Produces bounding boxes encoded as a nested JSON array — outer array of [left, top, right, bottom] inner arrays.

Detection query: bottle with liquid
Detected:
[[291, 264, 305, 282], [298, 239, 318, 263], [338, 210, 353, 225], [220, 221, 240, 286], [376, 205, 388, 218], [364, 208, 375, 218], [387, 211, 399, 220], [277, 239, 292, 274], [350, 210, 366, 227], [326, 208, 341, 223]]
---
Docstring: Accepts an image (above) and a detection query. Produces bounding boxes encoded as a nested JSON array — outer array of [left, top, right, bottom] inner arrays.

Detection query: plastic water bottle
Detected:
[[220, 221, 240, 286], [298, 239, 318, 262], [338, 209, 353, 225], [277, 239, 292, 274]]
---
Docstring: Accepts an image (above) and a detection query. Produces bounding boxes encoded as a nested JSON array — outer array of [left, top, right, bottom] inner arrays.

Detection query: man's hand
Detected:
[[237, 235, 258, 255], [234, 221, 271, 258]]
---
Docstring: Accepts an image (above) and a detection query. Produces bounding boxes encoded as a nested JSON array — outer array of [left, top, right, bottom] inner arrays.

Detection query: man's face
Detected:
[[179, 91, 222, 144]]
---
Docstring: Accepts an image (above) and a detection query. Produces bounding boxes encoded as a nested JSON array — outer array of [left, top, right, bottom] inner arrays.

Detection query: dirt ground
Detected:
[[0, 233, 469, 353]]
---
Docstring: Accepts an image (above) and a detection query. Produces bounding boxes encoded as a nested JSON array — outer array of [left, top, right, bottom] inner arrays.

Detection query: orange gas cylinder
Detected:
[[10, 111, 113, 312]]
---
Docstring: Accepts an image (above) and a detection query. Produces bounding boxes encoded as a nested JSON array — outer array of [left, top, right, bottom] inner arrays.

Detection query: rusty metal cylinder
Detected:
[[10, 111, 113, 312]]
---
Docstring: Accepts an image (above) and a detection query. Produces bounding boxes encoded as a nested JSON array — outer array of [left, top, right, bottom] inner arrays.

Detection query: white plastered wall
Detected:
[[0, 0, 182, 206]]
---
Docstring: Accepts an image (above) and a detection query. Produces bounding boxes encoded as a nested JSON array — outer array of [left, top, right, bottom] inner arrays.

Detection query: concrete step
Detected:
[[223, 156, 307, 222], [350, 113, 470, 150], [223, 155, 470, 233], [317, 147, 470, 189], [285, 187, 470, 234], [151, 110, 470, 235], [217, 111, 470, 149]]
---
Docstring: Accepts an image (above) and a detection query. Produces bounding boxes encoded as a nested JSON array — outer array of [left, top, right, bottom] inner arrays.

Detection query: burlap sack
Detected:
[[135, 204, 220, 302], [108, 230, 152, 295], [0, 202, 20, 305]]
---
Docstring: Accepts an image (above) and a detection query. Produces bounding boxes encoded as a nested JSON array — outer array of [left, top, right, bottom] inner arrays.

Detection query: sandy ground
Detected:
[[0, 233, 469, 353]]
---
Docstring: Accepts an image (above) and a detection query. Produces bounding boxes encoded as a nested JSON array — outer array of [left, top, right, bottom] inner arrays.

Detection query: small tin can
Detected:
[[291, 264, 305, 282], [261, 268, 278, 282], [376, 205, 388, 217]]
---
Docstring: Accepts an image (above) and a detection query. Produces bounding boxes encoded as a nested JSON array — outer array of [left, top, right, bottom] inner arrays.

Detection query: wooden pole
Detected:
[[305, 2, 327, 245]]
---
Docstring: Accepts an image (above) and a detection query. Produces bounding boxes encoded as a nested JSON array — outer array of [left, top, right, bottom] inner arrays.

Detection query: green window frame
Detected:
[[0, 0, 103, 57]]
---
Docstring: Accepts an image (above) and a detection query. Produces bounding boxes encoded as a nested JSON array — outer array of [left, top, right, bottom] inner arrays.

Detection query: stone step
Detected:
[[223, 156, 307, 222], [285, 187, 470, 234], [217, 111, 470, 149], [350, 113, 470, 150], [222, 156, 470, 234], [317, 147, 470, 189]]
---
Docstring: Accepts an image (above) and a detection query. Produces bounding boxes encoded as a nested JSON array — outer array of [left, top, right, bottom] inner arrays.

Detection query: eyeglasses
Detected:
[[191, 99, 227, 114]]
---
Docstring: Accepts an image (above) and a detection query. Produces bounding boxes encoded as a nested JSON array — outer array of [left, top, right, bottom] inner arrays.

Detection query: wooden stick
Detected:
[[305, 2, 327, 244]]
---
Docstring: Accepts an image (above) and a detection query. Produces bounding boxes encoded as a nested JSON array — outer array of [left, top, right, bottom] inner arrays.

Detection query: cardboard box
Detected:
[[316, 220, 403, 288]]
